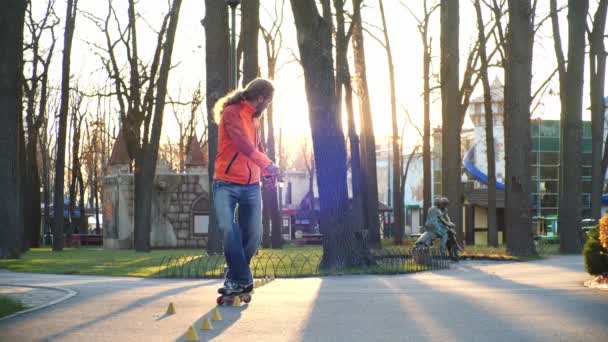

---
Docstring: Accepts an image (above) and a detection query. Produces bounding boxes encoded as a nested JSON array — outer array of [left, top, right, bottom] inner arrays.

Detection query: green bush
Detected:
[[583, 226, 608, 276]]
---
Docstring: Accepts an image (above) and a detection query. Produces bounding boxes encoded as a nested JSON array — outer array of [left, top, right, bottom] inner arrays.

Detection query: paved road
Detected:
[[0, 255, 606, 342]]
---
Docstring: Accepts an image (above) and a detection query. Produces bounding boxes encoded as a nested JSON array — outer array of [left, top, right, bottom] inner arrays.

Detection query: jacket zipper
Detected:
[[225, 152, 239, 174], [247, 161, 252, 184]]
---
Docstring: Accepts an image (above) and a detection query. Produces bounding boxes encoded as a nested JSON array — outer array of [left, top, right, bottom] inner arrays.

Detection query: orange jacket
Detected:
[[214, 100, 273, 184]]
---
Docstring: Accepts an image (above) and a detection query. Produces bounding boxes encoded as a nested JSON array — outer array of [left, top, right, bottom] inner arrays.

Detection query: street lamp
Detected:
[[225, 0, 241, 89]]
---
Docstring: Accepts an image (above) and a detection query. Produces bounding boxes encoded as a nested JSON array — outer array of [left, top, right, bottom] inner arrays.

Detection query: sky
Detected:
[[31, 0, 598, 165]]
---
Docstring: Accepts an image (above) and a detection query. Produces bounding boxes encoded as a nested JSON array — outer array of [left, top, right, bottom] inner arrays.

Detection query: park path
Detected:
[[0, 255, 606, 342]]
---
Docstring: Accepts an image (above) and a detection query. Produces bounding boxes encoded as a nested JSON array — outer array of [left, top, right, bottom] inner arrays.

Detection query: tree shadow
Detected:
[[300, 258, 608, 341], [37, 280, 214, 341]]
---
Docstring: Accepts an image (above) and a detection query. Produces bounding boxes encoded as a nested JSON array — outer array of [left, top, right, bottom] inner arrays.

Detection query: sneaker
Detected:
[[219, 280, 244, 295]]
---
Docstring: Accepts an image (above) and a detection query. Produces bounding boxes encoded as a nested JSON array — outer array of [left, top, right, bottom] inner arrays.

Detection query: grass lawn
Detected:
[[0, 246, 323, 278], [0, 240, 552, 278], [0, 296, 25, 318]]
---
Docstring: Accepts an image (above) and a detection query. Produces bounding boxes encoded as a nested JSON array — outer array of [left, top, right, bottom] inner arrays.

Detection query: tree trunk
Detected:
[[505, 0, 535, 256], [352, 0, 381, 248], [26, 135, 42, 247], [440, 0, 462, 243], [378, 0, 403, 245], [0, 0, 26, 258], [589, 0, 607, 221], [558, 0, 588, 253], [335, 0, 364, 237], [420, 1, 434, 225], [94, 156, 101, 234], [53, 0, 78, 251], [133, 0, 182, 252], [203, 0, 230, 254], [291, 0, 370, 268], [474, 0, 498, 247], [241, 0, 260, 85]]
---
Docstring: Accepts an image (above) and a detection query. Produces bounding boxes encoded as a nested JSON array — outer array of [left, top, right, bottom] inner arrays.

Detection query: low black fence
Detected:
[[156, 246, 451, 279]]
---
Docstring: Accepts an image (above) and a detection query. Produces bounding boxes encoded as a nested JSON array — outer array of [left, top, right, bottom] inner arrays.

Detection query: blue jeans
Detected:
[[212, 180, 262, 287]]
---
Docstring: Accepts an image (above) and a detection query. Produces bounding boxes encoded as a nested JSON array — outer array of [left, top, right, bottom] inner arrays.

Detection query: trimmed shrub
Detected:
[[583, 224, 608, 276], [600, 214, 608, 250]]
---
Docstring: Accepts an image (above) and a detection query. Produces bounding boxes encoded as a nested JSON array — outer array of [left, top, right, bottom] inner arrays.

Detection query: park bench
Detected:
[[66, 234, 103, 247], [299, 233, 323, 245]]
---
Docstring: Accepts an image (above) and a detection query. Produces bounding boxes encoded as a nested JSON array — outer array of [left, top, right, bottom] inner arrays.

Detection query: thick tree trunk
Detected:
[[558, 0, 588, 253], [505, 0, 535, 256], [589, 0, 607, 221], [53, 0, 77, 251], [203, 0, 230, 254], [475, 0, 498, 247], [291, 0, 370, 268], [440, 0, 462, 243], [133, 0, 182, 252], [0, 0, 26, 258], [352, 0, 381, 248]]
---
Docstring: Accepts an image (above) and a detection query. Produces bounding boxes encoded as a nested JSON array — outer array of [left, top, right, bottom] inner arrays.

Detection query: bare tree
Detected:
[[85, 0, 183, 251], [588, 0, 608, 221], [440, 0, 461, 242], [505, 0, 535, 256], [352, 0, 381, 248], [474, 0, 498, 246], [552, 0, 589, 253], [202, 0, 230, 253], [0, 0, 27, 258], [68, 91, 86, 234], [377, 0, 405, 244], [53, 0, 78, 251], [402, 0, 439, 225], [260, 0, 286, 248], [22, 0, 59, 248], [333, 0, 365, 240], [291, 0, 371, 269]]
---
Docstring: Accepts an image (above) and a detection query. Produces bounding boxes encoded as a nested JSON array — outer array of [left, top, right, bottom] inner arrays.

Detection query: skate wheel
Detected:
[[242, 294, 251, 303], [216, 296, 224, 305]]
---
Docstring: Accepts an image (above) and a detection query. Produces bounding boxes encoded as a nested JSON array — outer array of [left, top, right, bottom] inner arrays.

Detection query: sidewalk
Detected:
[[0, 255, 606, 341], [0, 283, 76, 321]]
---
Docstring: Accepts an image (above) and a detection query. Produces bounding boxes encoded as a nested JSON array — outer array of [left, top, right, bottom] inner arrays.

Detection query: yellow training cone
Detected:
[[232, 295, 242, 306], [166, 302, 176, 314], [211, 307, 222, 321], [200, 316, 213, 330], [186, 325, 199, 340]]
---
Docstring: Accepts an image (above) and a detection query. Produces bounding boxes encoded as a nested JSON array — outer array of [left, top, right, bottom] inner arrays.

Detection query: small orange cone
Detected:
[[200, 316, 213, 330], [211, 307, 222, 321], [186, 325, 199, 340], [166, 302, 176, 314]]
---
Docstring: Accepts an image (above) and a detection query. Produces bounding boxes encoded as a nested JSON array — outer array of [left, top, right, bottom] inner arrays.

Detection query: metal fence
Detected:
[[156, 246, 451, 279]]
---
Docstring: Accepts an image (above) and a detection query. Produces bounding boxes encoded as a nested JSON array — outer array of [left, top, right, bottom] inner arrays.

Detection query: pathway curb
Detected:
[[0, 284, 77, 322]]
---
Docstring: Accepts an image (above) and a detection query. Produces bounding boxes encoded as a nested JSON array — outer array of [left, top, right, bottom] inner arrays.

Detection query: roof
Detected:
[[464, 188, 505, 208], [470, 77, 504, 104], [109, 130, 131, 165], [185, 136, 206, 166]]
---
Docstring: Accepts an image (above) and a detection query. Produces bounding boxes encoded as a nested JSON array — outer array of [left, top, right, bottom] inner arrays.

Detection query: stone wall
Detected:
[[103, 166, 210, 249]]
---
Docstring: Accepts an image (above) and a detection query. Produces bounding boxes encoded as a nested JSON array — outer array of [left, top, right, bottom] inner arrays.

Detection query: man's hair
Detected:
[[213, 78, 274, 123]]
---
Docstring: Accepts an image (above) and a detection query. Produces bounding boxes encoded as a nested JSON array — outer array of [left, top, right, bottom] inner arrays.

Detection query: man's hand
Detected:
[[262, 164, 280, 190]]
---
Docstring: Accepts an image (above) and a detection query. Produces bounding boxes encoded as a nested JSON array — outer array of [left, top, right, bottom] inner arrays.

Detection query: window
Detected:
[[406, 208, 412, 226], [194, 215, 209, 234]]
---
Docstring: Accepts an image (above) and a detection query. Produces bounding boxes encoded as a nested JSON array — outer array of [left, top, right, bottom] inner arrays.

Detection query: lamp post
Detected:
[[226, 0, 241, 89]]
